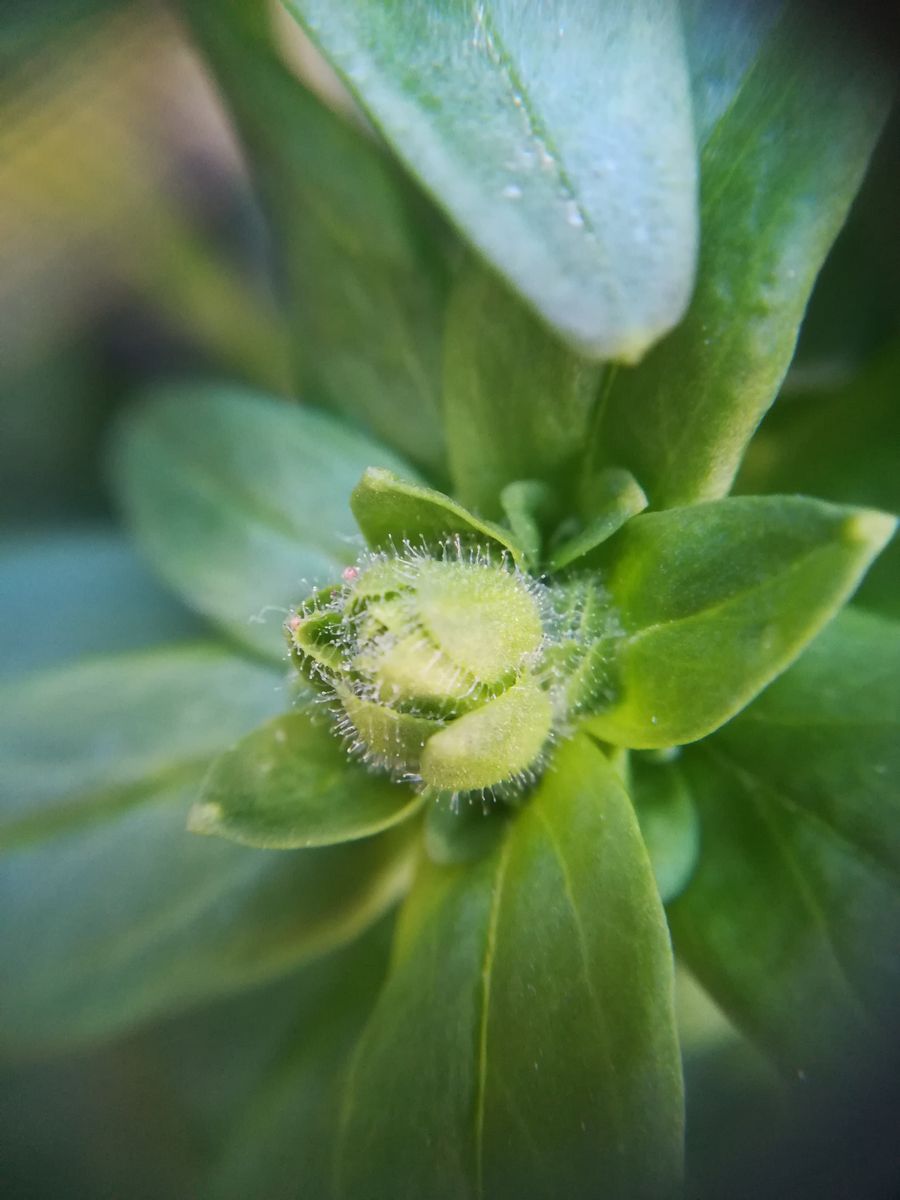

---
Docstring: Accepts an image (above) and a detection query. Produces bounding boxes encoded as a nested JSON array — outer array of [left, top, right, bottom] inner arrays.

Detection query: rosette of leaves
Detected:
[[2, 2, 898, 1198]]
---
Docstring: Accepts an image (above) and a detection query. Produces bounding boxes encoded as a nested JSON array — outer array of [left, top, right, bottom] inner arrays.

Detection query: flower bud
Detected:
[[286, 544, 615, 800]]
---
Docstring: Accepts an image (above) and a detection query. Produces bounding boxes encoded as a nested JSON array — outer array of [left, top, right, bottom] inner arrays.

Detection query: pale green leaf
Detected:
[[285, 0, 698, 360]]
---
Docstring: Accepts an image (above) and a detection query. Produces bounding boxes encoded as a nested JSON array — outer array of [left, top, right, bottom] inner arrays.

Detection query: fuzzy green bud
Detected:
[[286, 544, 617, 800]]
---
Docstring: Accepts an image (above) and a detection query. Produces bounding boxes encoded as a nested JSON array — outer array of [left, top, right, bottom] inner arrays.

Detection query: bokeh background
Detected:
[[1, 2, 899, 1197]]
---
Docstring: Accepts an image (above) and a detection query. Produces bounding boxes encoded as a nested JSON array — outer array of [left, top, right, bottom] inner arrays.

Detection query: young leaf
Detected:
[[669, 609, 900, 1071], [285, 0, 698, 361], [583, 1, 892, 508], [191, 711, 423, 849], [585, 496, 895, 747], [176, 0, 449, 475], [548, 468, 648, 572], [336, 735, 683, 1200], [0, 648, 412, 1049], [350, 468, 524, 563], [443, 258, 601, 516], [111, 383, 419, 661]]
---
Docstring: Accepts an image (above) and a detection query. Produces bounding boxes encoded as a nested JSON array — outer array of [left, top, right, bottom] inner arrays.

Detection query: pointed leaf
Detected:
[[177, 0, 449, 474], [669, 609, 900, 1071], [336, 735, 683, 1200], [191, 710, 423, 849], [111, 383, 418, 661], [586, 496, 895, 747], [738, 339, 900, 620], [285, 0, 698, 360], [584, 1, 892, 507], [350, 468, 524, 562], [443, 259, 601, 516], [0, 649, 412, 1049]]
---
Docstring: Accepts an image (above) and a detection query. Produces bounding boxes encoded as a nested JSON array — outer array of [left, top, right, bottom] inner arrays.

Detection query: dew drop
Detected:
[[566, 200, 585, 228], [502, 183, 523, 200]]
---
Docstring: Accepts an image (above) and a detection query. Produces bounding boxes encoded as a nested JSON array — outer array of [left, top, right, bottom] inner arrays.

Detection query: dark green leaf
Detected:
[[111, 383, 418, 661], [191, 710, 423, 849], [177, 0, 449, 474], [443, 259, 601, 516], [583, 1, 891, 507], [586, 496, 895, 747], [0, 648, 413, 1049], [670, 609, 900, 1071], [350, 468, 524, 563], [630, 754, 699, 904], [0, 527, 203, 680], [205, 920, 392, 1200], [336, 735, 682, 1200], [285, 0, 698, 360]]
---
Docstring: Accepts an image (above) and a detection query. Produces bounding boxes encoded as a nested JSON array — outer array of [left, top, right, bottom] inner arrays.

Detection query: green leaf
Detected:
[[669, 609, 900, 1071], [190, 710, 423, 849], [176, 0, 449, 474], [548, 468, 648, 573], [583, 1, 892, 508], [336, 735, 683, 1200], [111, 383, 419, 661], [205, 919, 393, 1200], [499, 481, 556, 569], [585, 496, 895, 748], [350, 468, 524, 563], [443, 259, 602, 516], [423, 798, 508, 867], [285, 0, 698, 361], [738, 339, 900, 620], [0, 648, 413, 1049], [0, 527, 203, 680], [630, 754, 699, 904]]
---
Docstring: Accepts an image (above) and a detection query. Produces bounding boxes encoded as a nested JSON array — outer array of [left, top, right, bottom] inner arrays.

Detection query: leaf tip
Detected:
[[187, 800, 224, 837], [841, 509, 897, 553]]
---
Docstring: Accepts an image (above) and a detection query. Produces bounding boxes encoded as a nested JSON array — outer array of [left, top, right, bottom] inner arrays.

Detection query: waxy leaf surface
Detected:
[[336, 735, 683, 1200], [670, 609, 900, 1070], [586, 496, 895, 748], [584, 0, 891, 507], [112, 384, 417, 661], [286, 0, 698, 360], [192, 711, 423, 849]]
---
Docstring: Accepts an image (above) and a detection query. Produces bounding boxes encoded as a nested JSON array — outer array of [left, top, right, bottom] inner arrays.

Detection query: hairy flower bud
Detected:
[[287, 542, 617, 801]]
